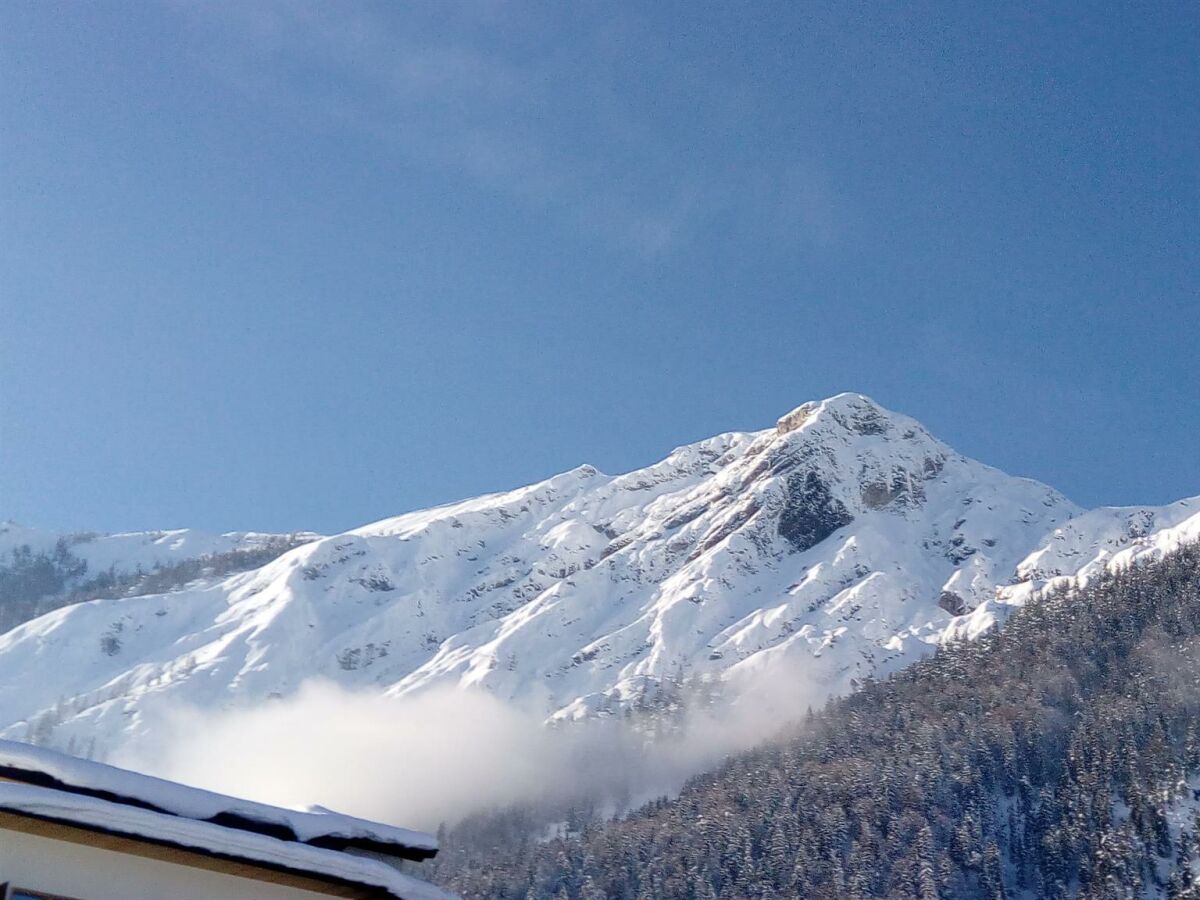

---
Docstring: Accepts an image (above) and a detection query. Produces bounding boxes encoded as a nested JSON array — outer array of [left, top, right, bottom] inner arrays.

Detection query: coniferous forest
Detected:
[[430, 546, 1200, 899]]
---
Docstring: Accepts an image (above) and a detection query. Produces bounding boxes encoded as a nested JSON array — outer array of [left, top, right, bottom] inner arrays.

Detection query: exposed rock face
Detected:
[[834, 403, 891, 436], [938, 590, 969, 616], [861, 467, 927, 510], [776, 402, 818, 436], [777, 470, 854, 552]]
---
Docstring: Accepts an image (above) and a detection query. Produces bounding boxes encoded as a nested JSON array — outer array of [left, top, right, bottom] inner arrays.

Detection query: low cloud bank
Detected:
[[116, 663, 819, 832]]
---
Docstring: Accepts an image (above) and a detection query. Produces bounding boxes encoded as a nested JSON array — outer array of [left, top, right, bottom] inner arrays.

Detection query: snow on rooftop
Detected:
[[0, 739, 437, 856], [0, 782, 452, 900]]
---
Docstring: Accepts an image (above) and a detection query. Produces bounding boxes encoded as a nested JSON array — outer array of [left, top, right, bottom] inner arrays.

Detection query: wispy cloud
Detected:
[[170, 0, 849, 256]]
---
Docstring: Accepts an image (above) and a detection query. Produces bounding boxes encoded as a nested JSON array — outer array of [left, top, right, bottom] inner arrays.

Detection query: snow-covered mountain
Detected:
[[1, 393, 1195, 754]]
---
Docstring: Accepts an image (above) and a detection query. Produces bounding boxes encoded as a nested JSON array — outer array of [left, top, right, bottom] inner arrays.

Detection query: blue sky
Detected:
[[2, 1, 1197, 535]]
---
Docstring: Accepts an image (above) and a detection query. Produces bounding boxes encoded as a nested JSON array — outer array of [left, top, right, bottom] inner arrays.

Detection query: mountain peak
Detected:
[[776, 392, 887, 437]]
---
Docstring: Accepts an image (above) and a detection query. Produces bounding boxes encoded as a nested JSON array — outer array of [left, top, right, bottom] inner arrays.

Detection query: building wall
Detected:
[[0, 827, 344, 900]]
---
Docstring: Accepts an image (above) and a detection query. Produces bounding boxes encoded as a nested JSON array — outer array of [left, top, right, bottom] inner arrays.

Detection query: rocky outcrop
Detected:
[[938, 590, 969, 616], [776, 402, 818, 436], [777, 471, 854, 552], [861, 467, 927, 510]]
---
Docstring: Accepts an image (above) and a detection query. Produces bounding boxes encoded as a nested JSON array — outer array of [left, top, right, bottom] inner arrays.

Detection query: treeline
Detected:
[[0, 535, 312, 633], [430, 545, 1200, 899]]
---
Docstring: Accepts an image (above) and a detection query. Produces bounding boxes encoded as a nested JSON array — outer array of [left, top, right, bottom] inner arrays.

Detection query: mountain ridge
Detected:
[[0, 393, 1195, 756]]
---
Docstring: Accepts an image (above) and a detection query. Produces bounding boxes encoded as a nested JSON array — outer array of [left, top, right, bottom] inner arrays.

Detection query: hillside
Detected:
[[0, 523, 315, 633], [432, 545, 1200, 899]]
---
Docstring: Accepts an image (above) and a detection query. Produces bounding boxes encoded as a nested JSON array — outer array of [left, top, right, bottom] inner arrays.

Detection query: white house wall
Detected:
[[0, 828, 344, 900]]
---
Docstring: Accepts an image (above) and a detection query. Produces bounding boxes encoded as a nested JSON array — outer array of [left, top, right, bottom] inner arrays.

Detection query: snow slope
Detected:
[[947, 495, 1200, 642], [0, 394, 1194, 753]]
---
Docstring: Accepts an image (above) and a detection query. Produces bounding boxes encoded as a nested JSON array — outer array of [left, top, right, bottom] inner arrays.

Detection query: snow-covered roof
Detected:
[[0, 739, 435, 856], [0, 739, 448, 900], [0, 783, 450, 900]]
